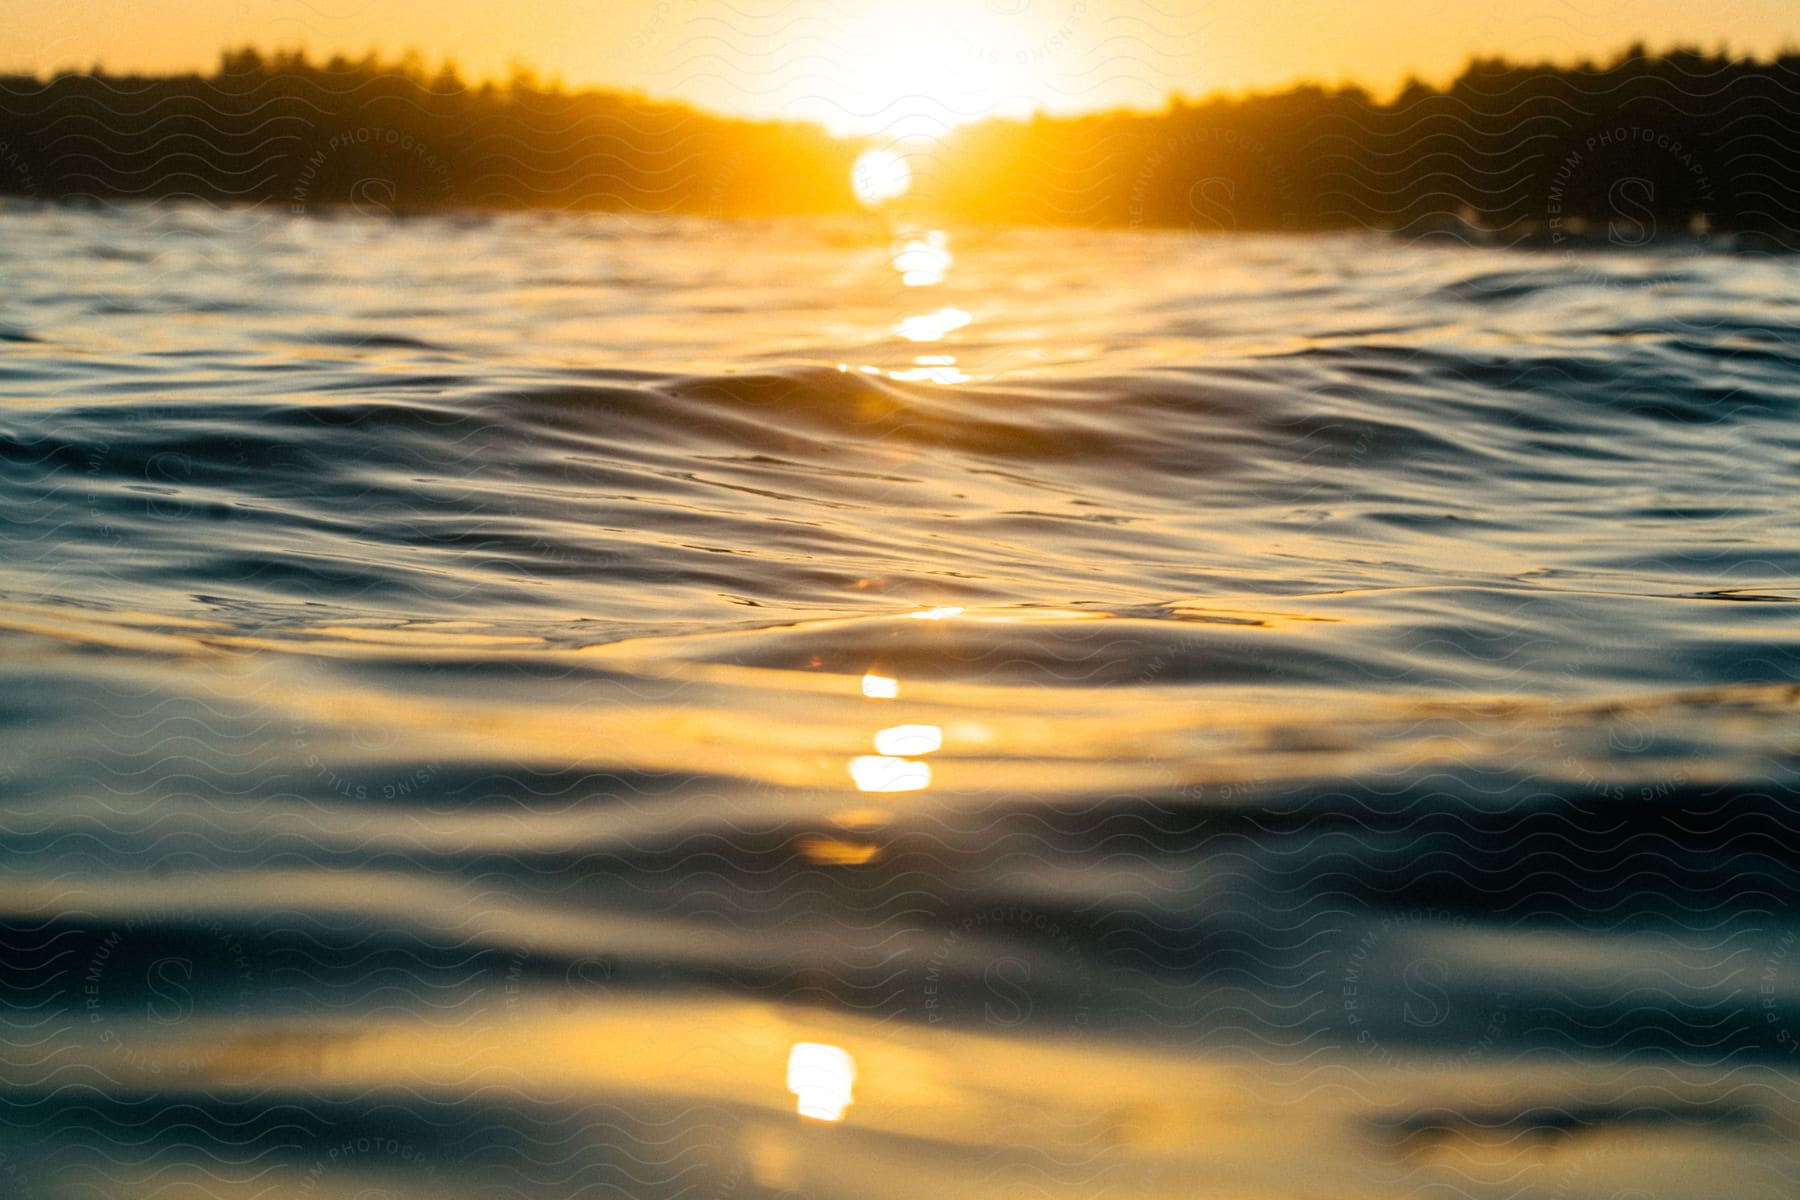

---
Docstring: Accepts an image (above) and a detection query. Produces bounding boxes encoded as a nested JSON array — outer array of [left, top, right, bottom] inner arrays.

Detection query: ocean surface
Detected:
[[2, 199, 1798, 1198]]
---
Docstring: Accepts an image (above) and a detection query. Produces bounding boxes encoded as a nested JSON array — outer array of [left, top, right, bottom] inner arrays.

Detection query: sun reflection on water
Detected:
[[886, 357, 971, 384], [848, 754, 932, 793], [893, 306, 972, 343], [786, 1041, 857, 1122], [873, 724, 943, 756], [892, 230, 952, 286], [908, 606, 965, 620], [849, 664, 945, 794], [795, 835, 883, 866]]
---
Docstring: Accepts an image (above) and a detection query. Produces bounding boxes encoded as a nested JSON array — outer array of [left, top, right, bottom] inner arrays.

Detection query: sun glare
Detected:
[[860, 672, 899, 699], [786, 1042, 856, 1122], [851, 149, 912, 208], [795, 0, 1086, 136]]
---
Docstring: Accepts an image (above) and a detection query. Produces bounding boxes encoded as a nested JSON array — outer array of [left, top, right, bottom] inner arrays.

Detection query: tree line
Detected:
[[0, 45, 1794, 243]]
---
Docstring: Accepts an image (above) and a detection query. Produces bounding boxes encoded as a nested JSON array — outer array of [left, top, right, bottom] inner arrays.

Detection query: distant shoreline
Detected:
[[1, 45, 1795, 246]]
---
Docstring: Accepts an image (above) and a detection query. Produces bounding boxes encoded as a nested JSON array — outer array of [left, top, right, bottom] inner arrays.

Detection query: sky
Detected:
[[4, 0, 1795, 134]]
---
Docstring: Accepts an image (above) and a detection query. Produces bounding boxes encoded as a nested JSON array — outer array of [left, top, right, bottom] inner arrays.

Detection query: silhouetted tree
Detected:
[[0, 45, 1791, 244]]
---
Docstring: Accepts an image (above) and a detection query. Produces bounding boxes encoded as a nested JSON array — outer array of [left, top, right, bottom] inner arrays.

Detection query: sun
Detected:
[[851, 149, 913, 208], [795, 0, 1059, 137]]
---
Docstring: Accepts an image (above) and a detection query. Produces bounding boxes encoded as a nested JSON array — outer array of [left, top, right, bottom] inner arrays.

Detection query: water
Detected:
[[2, 199, 1798, 1198]]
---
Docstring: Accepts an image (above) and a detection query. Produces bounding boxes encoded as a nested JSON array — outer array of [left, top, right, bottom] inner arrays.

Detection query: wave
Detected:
[[0, 204, 1796, 1198]]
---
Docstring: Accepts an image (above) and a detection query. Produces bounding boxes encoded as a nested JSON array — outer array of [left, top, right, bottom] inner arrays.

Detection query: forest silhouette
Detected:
[[0, 45, 1795, 242]]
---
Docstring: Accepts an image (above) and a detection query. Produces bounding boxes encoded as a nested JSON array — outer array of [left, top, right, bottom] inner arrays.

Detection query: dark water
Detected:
[[2, 199, 1798, 1198]]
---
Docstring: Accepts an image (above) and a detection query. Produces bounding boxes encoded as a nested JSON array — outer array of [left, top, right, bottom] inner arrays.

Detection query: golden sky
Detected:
[[8, 0, 1795, 133]]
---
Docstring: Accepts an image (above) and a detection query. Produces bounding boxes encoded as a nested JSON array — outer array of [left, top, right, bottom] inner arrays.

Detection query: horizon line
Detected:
[[4, 38, 1795, 141]]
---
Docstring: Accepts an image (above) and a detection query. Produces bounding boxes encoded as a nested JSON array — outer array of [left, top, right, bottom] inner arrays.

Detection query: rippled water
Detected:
[[2, 200, 1799, 1198]]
